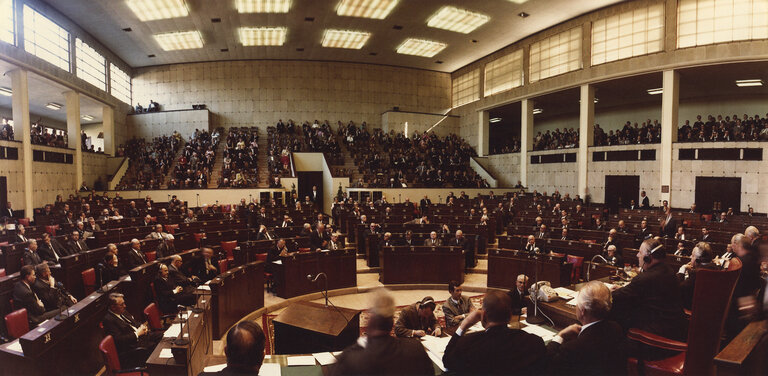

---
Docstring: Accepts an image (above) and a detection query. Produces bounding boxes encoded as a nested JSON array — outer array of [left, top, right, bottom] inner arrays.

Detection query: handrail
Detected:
[[289, 153, 296, 178], [107, 157, 130, 190], [470, 156, 498, 188]]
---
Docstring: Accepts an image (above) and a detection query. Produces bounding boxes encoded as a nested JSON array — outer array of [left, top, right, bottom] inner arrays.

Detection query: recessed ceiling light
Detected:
[[533, 108, 543, 115], [81, 115, 94, 121], [235, 0, 291, 13], [46, 102, 62, 110], [489, 117, 502, 123], [435, 60, 443, 64], [736, 79, 763, 87], [322, 29, 371, 49], [126, 0, 189, 21], [396, 38, 446, 58], [211, 18, 222, 23], [154, 31, 204, 50], [0, 87, 11, 97], [518, 12, 529, 18], [296, 47, 304, 51], [336, 0, 399, 19], [238, 27, 287, 46], [646, 88, 663, 95], [427, 6, 490, 34], [369, 52, 378, 56], [508, 0, 530, 4]]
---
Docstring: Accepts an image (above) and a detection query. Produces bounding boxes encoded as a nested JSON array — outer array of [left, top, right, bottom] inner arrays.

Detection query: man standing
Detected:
[[394, 297, 442, 338], [640, 191, 650, 209], [443, 291, 546, 374], [193, 247, 220, 283], [442, 281, 476, 328]]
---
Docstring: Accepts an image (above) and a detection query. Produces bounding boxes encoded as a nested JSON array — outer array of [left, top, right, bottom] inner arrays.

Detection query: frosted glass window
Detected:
[[484, 50, 523, 97], [529, 27, 582, 83], [76, 38, 106, 90], [592, 3, 664, 65], [0, 0, 14, 45], [452, 69, 480, 108], [110, 63, 132, 105], [24, 5, 70, 71], [678, 0, 768, 48]]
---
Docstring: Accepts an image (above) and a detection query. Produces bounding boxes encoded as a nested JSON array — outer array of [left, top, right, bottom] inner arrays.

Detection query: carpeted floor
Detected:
[[260, 295, 485, 355]]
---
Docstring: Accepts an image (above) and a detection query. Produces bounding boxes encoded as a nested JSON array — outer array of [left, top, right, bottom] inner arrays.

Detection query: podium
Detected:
[[273, 301, 361, 354]]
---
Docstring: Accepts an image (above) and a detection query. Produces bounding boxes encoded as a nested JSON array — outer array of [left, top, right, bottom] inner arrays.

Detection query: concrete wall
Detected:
[[30, 144, 77, 206], [126, 109, 211, 141], [526, 149, 579, 195], [0, 140, 24, 210], [587, 144, 661, 204], [485, 153, 522, 187], [81, 151, 108, 189], [381, 111, 459, 136]]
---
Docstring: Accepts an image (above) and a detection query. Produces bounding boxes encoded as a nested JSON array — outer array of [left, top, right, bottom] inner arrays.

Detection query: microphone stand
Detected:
[[586, 254, 608, 282], [526, 253, 546, 325], [96, 263, 107, 293], [307, 272, 328, 306], [173, 306, 190, 346]]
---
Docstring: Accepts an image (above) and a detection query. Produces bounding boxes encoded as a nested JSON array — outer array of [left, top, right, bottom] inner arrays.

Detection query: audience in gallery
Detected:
[[169, 128, 220, 189], [0, 117, 13, 140], [490, 136, 521, 155], [593, 120, 662, 146], [116, 134, 181, 190], [678, 113, 768, 142], [218, 127, 259, 188], [533, 127, 580, 150]]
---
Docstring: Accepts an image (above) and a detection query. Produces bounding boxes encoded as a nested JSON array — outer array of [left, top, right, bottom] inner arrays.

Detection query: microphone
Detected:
[[586, 255, 608, 281]]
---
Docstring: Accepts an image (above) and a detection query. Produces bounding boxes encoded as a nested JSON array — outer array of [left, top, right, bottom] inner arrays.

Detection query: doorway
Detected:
[[605, 175, 640, 213], [695, 177, 741, 214]]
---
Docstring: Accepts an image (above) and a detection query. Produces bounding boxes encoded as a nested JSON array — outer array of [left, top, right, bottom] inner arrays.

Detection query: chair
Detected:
[[0, 268, 6, 277], [164, 224, 178, 234], [220, 240, 237, 263], [626, 257, 742, 376], [98, 335, 148, 376], [82, 267, 96, 295], [4, 308, 30, 339], [193, 233, 205, 244], [218, 258, 228, 274], [566, 255, 584, 283], [17, 218, 30, 226], [143, 303, 173, 331], [145, 251, 156, 262], [45, 225, 59, 236], [255, 253, 274, 292], [298, 247, 311, 253]]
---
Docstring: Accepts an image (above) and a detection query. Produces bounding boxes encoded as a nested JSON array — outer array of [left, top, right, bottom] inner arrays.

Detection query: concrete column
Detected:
[[578, 84, 595, 198], [477, 110, 489, 156], [520, 99, 534, 188], [102, 105, 115, 155], [9, 69, 33, 214], [660, 70, 679, 205], [65, 91, 83, 189]]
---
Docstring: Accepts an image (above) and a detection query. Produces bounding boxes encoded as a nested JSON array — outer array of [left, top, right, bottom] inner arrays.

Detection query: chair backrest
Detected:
[[218, 258, 228, 274], [684, 257, 742, 375], [82, 268, 96, 295], [45, 225, 58, 236], [194, 233, 205, 243], [4, 308, 30, 339], [220, 241, 237, 260], [164, 224, 179, 234], [99, 335, 122, 373], [145, 251, 157, 262], [17, 218, 30, 226], [298, 247, 311, 253], [144, 303, 162, 330], [255, 253, 267, 262], [0, 268, 5, 277], [566, 255, 584, 283]]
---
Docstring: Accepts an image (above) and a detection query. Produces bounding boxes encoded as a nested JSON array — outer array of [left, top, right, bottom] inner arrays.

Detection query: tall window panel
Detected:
[[484, 50, 523, 97], [0, 0, 14, 45], [110, 63, 131, 105], [452, 69, 480, 108], [678, 0, 768, 48], [76, 38, 106, 91], [592, 3, 664, 65], [529, 28, 582, 83], [23, 5, 70, 71]]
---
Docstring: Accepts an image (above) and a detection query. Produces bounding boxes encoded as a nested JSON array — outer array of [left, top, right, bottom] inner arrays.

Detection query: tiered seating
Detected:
[[116, 135, 181, 190], [532, 128, 580, 150], [593, 120, 661, 146], [678, 113, 768, 142], [218, 127, 259, 187], [168, 128, 221, 189]]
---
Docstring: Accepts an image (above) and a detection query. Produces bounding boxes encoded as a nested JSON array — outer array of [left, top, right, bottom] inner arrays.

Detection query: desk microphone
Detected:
[[173, 305, 191, 346], [586, 255, 608, 281], [307, 273, 328, 306]]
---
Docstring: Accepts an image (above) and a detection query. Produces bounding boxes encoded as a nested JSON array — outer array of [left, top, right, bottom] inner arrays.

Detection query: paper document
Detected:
[[260, 363, 281, 376], [286, 356, 316, 366], [420, 335, 451, 372], [565, 299, 578, 306], [331, 351, 342, 356], [124, 275, 132, 282], [273, 260, 283, 265], [164, 323, 182, 338], [554, 287, 576, 299], [5, 339, 23, 354], [159, 348, 174, 359], [202, 364, 226, 372], [197, 285, 211, 291], [313, 352, 337, 365], [522, 324, 556, 342]]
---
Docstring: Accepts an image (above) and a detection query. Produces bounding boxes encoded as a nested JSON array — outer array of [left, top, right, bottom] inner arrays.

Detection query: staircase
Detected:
[[160, 141, 186, 188], [256, 134, 270, 186], [337, 137, 364, 183], [207, 140, 229, 188]]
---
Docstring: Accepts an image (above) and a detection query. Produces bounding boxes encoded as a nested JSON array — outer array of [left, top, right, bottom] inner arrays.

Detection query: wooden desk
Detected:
[[146, 297, 212, 376], [487, 249, 571, 289], [379, 246, 465, 285], [209, 261, 265, 339], [272, 249, 356, 299]]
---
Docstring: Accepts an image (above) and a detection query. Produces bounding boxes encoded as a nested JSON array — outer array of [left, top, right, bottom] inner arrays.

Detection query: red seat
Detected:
[[45, 225, 59, 236], [98, 335, 148, 376], [4, 308, 30, 339], [255, 253, 273, 291], [164, 224, 178, 234], [221, 204, 231, 213], [626, 258, 742, 376], [145, 251, 156, 262], [143, 303, 163, 331], [82, 268, 96, 295], [298, 247, 311, 253], [193, 233, 205, 244], [220, 241, 237, 262], [218, 258, 228, 274], [566, 255, 584, 283], [0, 268, 6, 277], [17, 218, 30, 226]]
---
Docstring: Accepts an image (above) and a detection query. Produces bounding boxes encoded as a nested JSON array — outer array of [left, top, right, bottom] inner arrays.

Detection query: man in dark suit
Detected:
[[507, 274, 529, 316], [13, 224, 28, 243], [67, 230, 88, 254], [394, 297, 442, 338], [125, 201, 140, 218], [255, 225, 275, 241], [419, 195, 432, 216], [333, 289, 434, 375], [38, 233, 68, 263], [12, 265, 60, 327], [635, 220, 653, 243], [443, 290, 546, 374], [661, 207, 678, 238], [154, 264, 195, 313], [397, 230, 416, 247], [328, 233, 344, 251], [23, 240, 44, 266], [535, 224, 549, 239], [677, 242, 719, 310], [423, 231, 442, 247], [33, 263, 76, 311], [523, 235, 540, 254], [640, 191, 650, 209], [199, 322, 267, 376], [449, 230, 474, 269], [102, 293, 162, 368], [192, 247, 219, 283], [2, 201, 13, 219], [310, 185, 319, 203], [126, 239, 148, 270], [310, 223, 330, 251], [546, 281, 627, 375], [379, 232, 395, 249], [700, 227, 711, 242]]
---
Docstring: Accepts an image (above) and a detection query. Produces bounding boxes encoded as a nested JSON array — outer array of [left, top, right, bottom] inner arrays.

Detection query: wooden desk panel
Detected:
[[273, 250, 357, 299], [209, 261, 265, 339], [487, 249, 571, 289], [379, 247, 464, 285]]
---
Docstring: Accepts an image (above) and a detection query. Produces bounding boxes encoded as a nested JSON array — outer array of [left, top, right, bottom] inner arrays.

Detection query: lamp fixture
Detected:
[[235, 0, 291, 13], [646, 88, 663, 95], [126, 0, 189, 21], [426, 6, 490, 34], [238, 27, 287, 46], [321, 29, 371, 49], [396, 38, 446, 58], [45, 102, 62, 110], [0, 87, 11, 97], [154, 31, 204, 50], [532, 108, 543, 115], [735, 79, 763, 87], [336, 0, 399, 19]]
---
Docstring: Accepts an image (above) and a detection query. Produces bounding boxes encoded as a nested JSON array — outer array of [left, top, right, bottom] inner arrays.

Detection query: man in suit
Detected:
[[560, 228, 571, 241], [398, 230, 416, 247], [700, 227, 711, 242], [102, 293, 162, 368], [507, 274, 529, 316], [677, 242, 719, 310], [423, 231, 442, 247], [199, 322, 266, 376], [333, 289, 433, 375], [12, 265, 60, 327], [38, 233, 68, 263], [310, 185, 319, 202], [23, 240, 44, 266], [67, 230, 88, 254], [546, 281, 627, 375], [310, 223, 330, 251], [168, 255, 197, 287], [255, 225, 275, 241], [126, 238, 148, 270], [328, 233, 344, 251], [443, 290, 546, 374], [13, 224, 28, 243], [193, 247, 220, 283], [154, 264, 195, 313], [640, 191, 650, 209], [280, 215, 293, 228], [419, 195, 432, 216], [628, 199, 638, 210], [617, 220, 630, 234], [141, 214, 154, 227], [2, 201, 13, 219], [102, 253, 125, 285], [379, 232, 395, 249], [523, 235, 540, 254], [442, 281, 476, 328], [449, 230, 474, 269], [535, 224, 549, 239], [33, 263, 76, 311], [727, 233, 763, 339], [125, 201, 140, 218], [661, 207, 678, 238], [266, 239, 292, 271], [394, 297, 442, 338], [635, 220, 653, 243]]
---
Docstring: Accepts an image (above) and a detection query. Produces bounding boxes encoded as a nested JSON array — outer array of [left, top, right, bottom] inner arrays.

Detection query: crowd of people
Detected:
[[168, 129, 220, 189], [30, 121, 68, 148], [218, 127, 259, 188], [678, 113, 768, 142], [115, 135, 181, 190], [1, 118, 14, 140], [491, 136, 521, 155], [266, 119, 346, 183], [532, 127, 579, 150], [593, 120, 662, 146]]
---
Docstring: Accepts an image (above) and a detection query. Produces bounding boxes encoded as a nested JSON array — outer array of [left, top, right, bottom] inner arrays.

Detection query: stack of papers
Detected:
[[286, 356, 316, 366], [553, 287, 576, 300], [312, 352, 337, 365], [159, 348, 174, 359], [522, 325, 556, 342], [420, 335, 451, 371], [164, 323, 182, 338]]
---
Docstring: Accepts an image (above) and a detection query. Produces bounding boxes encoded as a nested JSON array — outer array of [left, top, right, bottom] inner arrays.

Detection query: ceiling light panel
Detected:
[[427, 6, 490, 34], [0, 87, 11, 97], [154, 31, 204, 50], [322, 29, 371, 49], [46, 102, 62, 110], [239, 27, 287, 46], [396, 38, 446, 58], [81, 115, 94, 121], [735, 79, 763, 87], [126, 0, 189, 21], [336, 0, 399, 19], [235, 0, 291, 13], [646, 88, 663, 95]]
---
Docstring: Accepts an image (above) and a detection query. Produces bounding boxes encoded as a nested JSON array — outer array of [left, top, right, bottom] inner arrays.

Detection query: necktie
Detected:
[[50, 243, 59, 261], [120, 314, 138, 330], [28, 284, 44, 309]]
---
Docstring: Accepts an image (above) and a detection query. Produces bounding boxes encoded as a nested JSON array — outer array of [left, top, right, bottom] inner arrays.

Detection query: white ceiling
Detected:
[[0, 60, 105, 127], [43, 0, 622, 72]]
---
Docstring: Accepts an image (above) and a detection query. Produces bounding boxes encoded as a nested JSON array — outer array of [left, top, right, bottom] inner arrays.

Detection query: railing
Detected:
[[107, 157, 129, 190]]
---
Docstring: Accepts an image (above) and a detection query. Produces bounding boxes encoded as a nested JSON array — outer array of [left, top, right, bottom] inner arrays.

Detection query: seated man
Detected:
[[22, 239, 44, 266], [677, 242, 719, 310], [328, 233, 344, 251], [442, 281, 476, 328], [546, 281, 627, 375], [397, 230, 416, 246], [507, 274, 530, 316], [310, 223, 330, 251], [333, 289, 433, 375], [192, 247, 220, 283], [33, 263, 76, 311], [423, 231, 442, 247], [443, 291, 546, 374], [12, 265, 60, 327], [394, 297, 442, 338], [38, 233, 69, 263], [523, 235, 540, 254], [102, 253, 126, 284], [126, 239, 148, 270], [379, 232, 394, 249], [200, 322, 266, 375], [602, 245, 623, 267], [154, 264, 196, 313], [102, 293, 163, 368], [67, 230, 88, 254]]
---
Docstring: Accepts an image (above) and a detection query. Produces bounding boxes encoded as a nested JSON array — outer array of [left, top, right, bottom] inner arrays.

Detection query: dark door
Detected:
[[0, 176, 6, 215], [605, 175, 640, 213], [695, 177, 741, 214], [297, 172, 323, 209]]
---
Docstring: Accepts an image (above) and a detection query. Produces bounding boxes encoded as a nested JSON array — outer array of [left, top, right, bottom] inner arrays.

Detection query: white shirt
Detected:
[[552, 320, 602, 344]]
